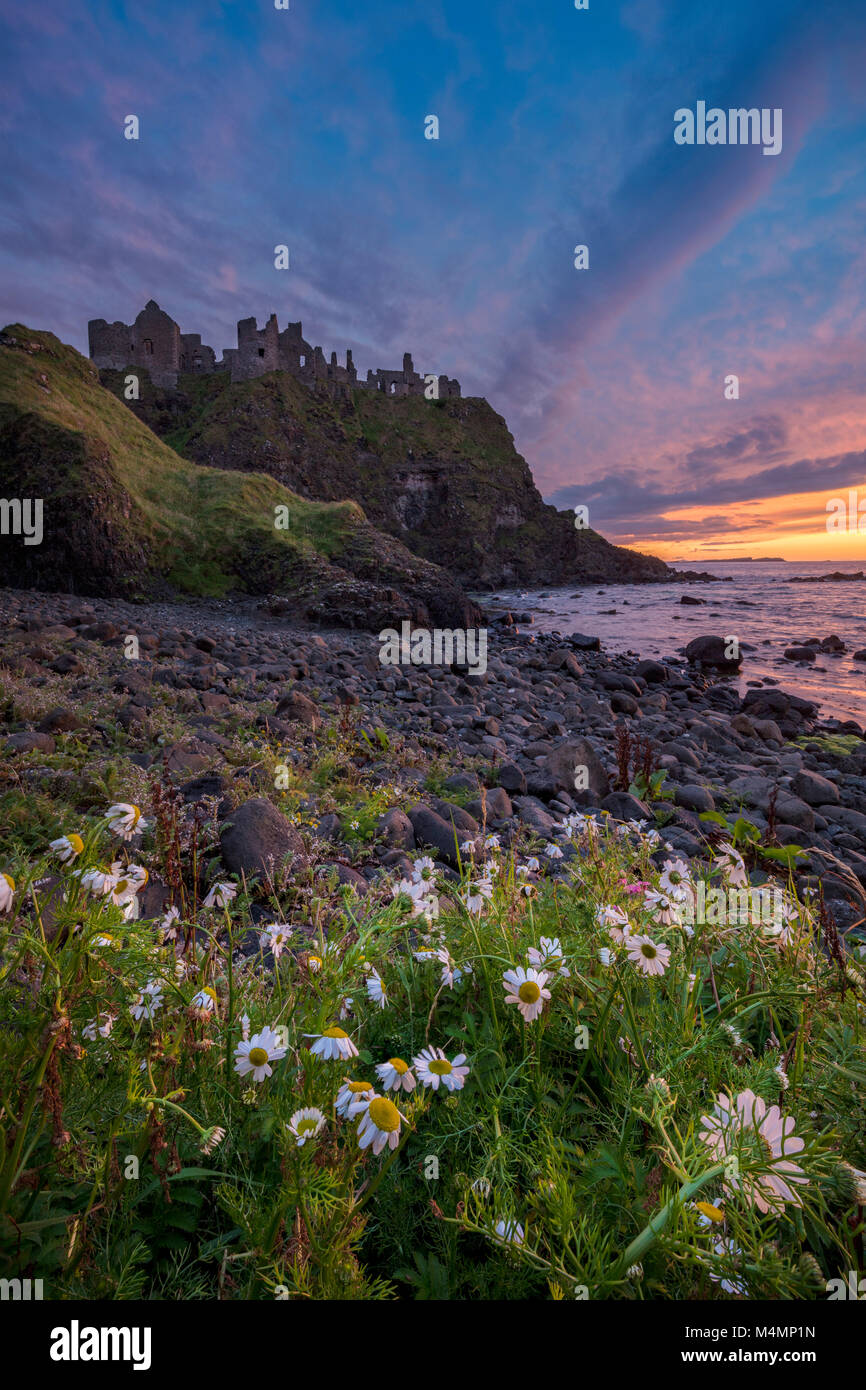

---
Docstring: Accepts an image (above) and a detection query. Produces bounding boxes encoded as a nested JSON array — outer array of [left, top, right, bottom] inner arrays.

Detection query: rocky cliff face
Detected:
[[0, 327, 481, 630], [100, 368, 670, 588]]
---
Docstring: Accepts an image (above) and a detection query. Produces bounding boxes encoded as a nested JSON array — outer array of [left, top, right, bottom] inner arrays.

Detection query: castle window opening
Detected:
[[143, 339, 153, 355], [258, 348, 265, 358]]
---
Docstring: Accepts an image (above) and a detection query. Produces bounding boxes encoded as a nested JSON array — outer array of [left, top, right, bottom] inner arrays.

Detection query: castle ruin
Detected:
[[87, 300, 461, 398]]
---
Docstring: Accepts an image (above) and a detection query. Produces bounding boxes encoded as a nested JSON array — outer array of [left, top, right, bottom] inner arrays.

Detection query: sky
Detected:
[[2, 0, 866, 562]]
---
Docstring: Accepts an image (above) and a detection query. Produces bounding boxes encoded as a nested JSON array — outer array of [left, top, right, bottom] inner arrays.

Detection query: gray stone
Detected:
[[601, 791, 651, 821], [791, 769, 840, 806], [496, 761, 527, 795], [5, 731, 56, 754], [408, 805, 468, 866], [274, 690, 319, 727], [685, 635, 742, 669], [674, 784, 715, 813], [376, 808, 416, 850], [219, 797, 306, 880], [544, 737, 609, 801], [467, 787, 513, 821]]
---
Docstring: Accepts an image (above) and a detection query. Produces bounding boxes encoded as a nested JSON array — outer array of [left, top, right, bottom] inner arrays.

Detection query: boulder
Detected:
[[467, 787, 513, 822], [496, 761, 527, 795], [685, 636, 742, 670], [544, 738, 609, 802], [790, 769, 840, 806], [601, 791, 651, 821], [5, 730, 56, 754], [375, 808, 416, 851], [274, 690, 319, 727], [407, 805, 468, 867], [219, 797, 306, 880], [674, 784, 715, 813]]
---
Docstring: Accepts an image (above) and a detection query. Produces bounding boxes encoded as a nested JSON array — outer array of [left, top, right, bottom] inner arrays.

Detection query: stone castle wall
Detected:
[[88, 300, 461, 398]]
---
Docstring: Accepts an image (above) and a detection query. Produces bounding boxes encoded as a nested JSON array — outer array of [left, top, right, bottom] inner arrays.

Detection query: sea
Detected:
[[481, 559, 866, 726]]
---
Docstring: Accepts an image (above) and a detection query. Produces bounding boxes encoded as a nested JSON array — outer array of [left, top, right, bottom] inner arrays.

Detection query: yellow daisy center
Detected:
[[388, 1058, 408, 1074], [695, 1202, 725, 1223], [297, 1116, 319, 1135], [248, 1047, 269, 1066], [203, 987, 217, 1003], [518, 981, 541, 1004], [3, 873, 15, 890], [348, 1080, 372, 1093], [428, 1059, 452, 1075], [68, 834, 84, 854], [367, 1097, 401, 1133], [323, 1027, 347, 1039], [641, 943, 657, 959], [309, 955, 322, 967]]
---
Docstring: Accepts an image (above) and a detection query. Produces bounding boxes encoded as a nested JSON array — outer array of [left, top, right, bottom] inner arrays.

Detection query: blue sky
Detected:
[[2, 0, 866, 557]]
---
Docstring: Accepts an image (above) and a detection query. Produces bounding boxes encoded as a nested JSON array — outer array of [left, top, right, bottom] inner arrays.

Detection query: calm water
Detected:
[[483, 559, 866, 725]]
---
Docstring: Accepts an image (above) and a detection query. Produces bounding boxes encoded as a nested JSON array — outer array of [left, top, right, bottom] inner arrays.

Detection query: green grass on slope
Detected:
[[0, 327, 366, 596]]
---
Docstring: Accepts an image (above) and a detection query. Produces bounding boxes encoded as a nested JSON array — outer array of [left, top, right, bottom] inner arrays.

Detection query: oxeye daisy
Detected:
[[204, 881, 237, 909], [643, 889, 677, 924], [658, 857, 693, 901], [597, 903, 629, 929], [234, 1025, 287, 1082], [336, 1078, 376, 1117], [130, 982, 163, 1021], [502, 966, 551, 1023], [105, 802, 148, 840], [716, 844, 749, 888], [200, 1126, 226, 1155], [463, 875, 493, 914], [627, 934, 670, 977], [259, 922, 291, 958], [287, 1107, 326, 1147], [699, 1089, 808, 1215], [366, 968, 388, 1009], [79, 867, 116, 898], [706, 1237, 749, 1296], [114, 862, 148, 893], [192, 986, 218, 1013], [50, 833, 84, 862], [412, 1046, 469, 1093], [436, 947, 460, 989], [307, 1026, 359, 1061], [160, 905, 181, 940], [355, 1094, 404, 1155], [307, 953, 323, 973], [544, 843, 563, 860], [376, 1057, 417, 1093], [493, 1219, 524, 1246], [693, 1199, 725, 1228], [0, 873, 15, 913], [598, 947, 612, 967], [412, 855, 436, 883], [527, 936, 570, 978], [82, 1012, 115, 1041]]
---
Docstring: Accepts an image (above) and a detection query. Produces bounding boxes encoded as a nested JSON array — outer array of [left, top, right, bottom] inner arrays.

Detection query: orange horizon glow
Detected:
[[609, 484, 866, 563]]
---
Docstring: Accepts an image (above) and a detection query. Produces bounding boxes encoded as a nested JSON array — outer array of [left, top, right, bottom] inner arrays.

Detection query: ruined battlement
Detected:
[[88, 300, 461, 398]]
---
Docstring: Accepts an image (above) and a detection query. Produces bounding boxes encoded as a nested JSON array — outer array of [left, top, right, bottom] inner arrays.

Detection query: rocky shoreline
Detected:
[[2, 585, 865, 943]]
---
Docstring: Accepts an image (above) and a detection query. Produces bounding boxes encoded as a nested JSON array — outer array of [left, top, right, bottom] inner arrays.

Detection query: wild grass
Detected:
[[0, 779, 863, 1301]]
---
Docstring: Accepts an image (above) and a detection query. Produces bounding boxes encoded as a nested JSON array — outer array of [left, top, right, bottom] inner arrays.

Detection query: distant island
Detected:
[[675, 550, 789, 556]]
